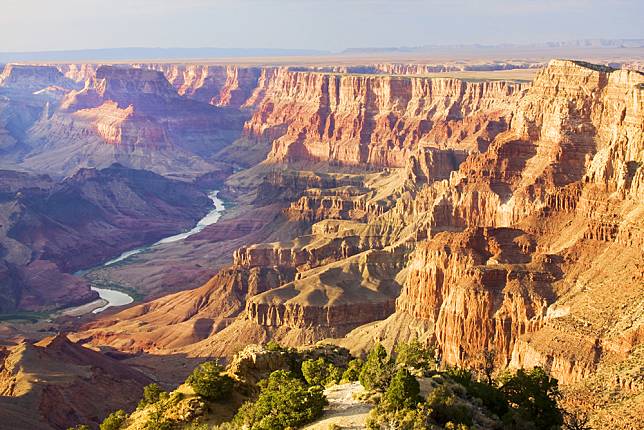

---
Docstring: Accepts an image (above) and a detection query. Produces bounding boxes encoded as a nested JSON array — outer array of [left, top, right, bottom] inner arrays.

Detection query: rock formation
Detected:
[[18, 65, 245, 178], [0, 334, 151, 430], [332, 62, 643, 430], [0, 64, 79, 92], [243, 68, 528, 166]]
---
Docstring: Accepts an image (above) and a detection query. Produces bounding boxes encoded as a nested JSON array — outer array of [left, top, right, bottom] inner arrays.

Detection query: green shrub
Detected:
[[395, 340, 436, 373], [383, 368, 421, 411], [99, 409, 127, 430], [67, 426, 91, 430], [466, 379, 508, 417], [138, 383, 166, 409], [498, 367, 563, 429], [366, 403, 432, 430], [426, 386, 473, 427], [265, 340, 283, 351], [444, 366, 473, 386], [301, 357, 343, 387], [232, 370, 327, 430], [327, 363, 343, 385], [342, 358, 364, 382], [143, 399, 175, 430], [187, 361, 234, 401], [444, 366, 508, 417], [359, 343, 394, 391], [302, 357, 330, 386]]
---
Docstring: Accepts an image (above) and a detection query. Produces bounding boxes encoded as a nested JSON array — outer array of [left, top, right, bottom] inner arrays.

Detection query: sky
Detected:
[[0, 0, 642, 52]]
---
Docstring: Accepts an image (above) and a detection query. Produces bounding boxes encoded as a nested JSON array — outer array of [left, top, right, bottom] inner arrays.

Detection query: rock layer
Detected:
[[22, 65, 245, 177], [243, 68, 527, 166]]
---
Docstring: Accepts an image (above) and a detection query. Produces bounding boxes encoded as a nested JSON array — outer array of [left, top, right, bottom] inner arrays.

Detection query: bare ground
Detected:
[[303, 382, 372, 430]]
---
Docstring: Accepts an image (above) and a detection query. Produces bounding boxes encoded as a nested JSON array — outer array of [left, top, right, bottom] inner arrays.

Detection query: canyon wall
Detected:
[[0, 164, 213, 312], [21, 65, 246, 177], [0, 64, 79, 92], [385, 60, 644, 389], [243, 68, 528, 167]]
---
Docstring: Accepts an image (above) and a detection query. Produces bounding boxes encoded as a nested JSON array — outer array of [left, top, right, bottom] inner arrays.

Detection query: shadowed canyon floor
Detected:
[[0, 57, 642, 429]]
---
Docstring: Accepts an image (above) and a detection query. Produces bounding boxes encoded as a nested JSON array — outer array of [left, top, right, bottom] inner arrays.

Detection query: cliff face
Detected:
[[22, 65, 245, 177], [396, 227, 556, 367], [243, 68, 527, 166], [55, 63, 270, 109], [140, 64, 266, 108], [62, 66, 180, 111], [0, 64, 79, 92], [387, 60, 644, 390], [373, 61, 542, 75]]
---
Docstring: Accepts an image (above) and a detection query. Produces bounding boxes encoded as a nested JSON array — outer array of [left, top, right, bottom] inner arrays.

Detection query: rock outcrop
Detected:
[[0, 64, 79, 92], [243, 68, 527, 166], [154, 64, 265, 108], [20, 65, 245, 178], [0, 334, 151, 430]]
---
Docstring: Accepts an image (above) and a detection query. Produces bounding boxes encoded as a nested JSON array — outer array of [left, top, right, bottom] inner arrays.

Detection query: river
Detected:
[[87, 190, 225, 313]]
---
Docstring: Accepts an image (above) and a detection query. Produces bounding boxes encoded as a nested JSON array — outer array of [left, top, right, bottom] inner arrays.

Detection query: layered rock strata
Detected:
[[0, 64, 79, 92], [243, 68, 528, 166], [23, 65, 245, 177], [0, 334, 150, 430], [361, 61, 644, 393]]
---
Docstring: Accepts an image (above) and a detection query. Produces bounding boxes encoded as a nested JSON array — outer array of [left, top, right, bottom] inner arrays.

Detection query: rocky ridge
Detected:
[[0, 334, 151, 430]]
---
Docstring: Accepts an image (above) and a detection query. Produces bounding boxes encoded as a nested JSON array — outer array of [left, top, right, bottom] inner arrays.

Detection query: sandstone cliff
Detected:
[[243, 68, 528, 166], [150, 64, 265, 108], [22, 65, 245, 177], [336, 61, 643, 428], [0, 64, 79, 92]]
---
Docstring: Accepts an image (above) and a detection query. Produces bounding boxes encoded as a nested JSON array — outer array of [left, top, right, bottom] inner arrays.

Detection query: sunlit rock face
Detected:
[[242, 67, 527, 166], [389, 60, 644, 388], [21, 65, 246, 177]]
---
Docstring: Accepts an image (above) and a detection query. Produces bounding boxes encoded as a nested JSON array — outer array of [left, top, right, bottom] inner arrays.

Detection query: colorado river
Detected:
[[88, 190, 225, 313]]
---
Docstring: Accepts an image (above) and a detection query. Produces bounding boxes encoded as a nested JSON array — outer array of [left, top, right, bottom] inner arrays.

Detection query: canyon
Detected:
[[0, 57, 642, 429], [0, 164, 213, 313]]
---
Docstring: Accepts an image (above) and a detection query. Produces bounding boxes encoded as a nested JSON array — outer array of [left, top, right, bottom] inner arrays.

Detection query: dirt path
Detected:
[[303, 382, 372, 430]]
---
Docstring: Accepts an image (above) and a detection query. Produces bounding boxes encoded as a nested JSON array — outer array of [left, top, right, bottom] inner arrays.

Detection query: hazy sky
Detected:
[[1, 0, 642, 52]]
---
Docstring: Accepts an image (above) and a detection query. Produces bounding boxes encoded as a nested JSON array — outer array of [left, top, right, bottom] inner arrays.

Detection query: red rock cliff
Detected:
[[243, 68, 528, 166], [388, 60, 644, 389]]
